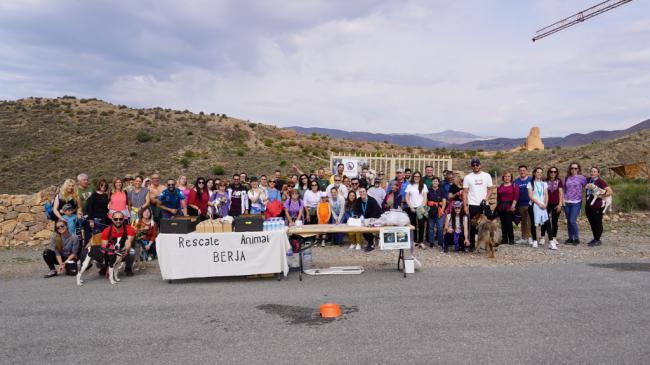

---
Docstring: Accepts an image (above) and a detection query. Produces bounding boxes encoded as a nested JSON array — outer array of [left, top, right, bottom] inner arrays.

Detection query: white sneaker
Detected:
[[321, 241, 326, 247], [532, 240, 538, 248], [348, 244, 355, 250], [539, 238, 545, 246], [355, 244, 361, 250], [528, 238, 533, 245], [515, 239, 527, 244], [549, 240, 558, 250]]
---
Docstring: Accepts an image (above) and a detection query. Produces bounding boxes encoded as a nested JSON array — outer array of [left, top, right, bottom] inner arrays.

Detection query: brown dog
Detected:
[[472, 214, 499, 258]]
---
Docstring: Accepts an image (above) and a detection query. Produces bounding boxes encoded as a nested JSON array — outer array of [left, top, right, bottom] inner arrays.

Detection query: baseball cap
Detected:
[[453, 201, 463, 208], [470, 158, 481, 165], [62, 204, 73, 211]]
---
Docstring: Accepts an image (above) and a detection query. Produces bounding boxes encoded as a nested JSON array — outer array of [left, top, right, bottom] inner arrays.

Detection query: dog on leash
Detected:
[[586, 183, 612, 213], [472, 213, 499, 258], [77, 244, 124, 286]]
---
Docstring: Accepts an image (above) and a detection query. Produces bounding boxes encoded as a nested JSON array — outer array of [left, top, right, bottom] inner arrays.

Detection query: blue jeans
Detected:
[[427, 215, 444, 246], [564, 202, 582, 240]]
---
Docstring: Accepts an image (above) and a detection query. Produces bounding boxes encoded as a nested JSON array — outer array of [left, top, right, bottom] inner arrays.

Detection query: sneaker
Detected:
[[516, 239, 527, 244], [564, 238, 573, 245], [549, 240, 558, 250], [539, 238, 545, 246], [588, 240, 602, 247], [321, 241, 326, 247], [355, 244, 361, 250], [44, 270, 57, 278], [363, 245, 374, 252], [532, 240, 538, 248], [348, 244, 355, 250], [572, 239, 580, 245], [528, 238, 533, 245]]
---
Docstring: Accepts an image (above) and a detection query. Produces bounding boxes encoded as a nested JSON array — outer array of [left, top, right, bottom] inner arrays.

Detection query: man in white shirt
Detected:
[[367, 179, 386, 206], [463, 158, 495, 251], [326, 175, 348, 200]]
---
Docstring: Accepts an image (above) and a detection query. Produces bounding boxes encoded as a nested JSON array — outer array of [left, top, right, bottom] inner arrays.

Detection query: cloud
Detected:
[[0, 0, 648, 138]]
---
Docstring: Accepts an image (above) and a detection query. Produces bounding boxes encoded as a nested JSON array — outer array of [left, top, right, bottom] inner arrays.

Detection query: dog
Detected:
[[586, 183, 612, 213], [76, 236, 124, 286], [472, 213, 499, 258]]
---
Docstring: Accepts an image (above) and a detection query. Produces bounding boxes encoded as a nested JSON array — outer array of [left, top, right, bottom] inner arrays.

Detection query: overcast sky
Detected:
[[0, 0, 648, 137]]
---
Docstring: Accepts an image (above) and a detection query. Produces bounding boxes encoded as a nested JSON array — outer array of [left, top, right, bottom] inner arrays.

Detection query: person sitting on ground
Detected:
[[209, 181, 230, 218], [382, 181, 403, 211], [134, 207, 158, 261], [53, 178, 82, 221], [158, 178, 186, 219], [108, 177, 130, 220], [284, 189, 304, 225], [43, 219, 79, 278], [127, 175, 150, 225], [100, 211, 136, 277], [443, 201, 469, 253], [354, 187, 382, 252], [368, 178, 387, 206], [188, 177, 210, 220], [247, 177, 268, 215], [302, 180, 321, 225]]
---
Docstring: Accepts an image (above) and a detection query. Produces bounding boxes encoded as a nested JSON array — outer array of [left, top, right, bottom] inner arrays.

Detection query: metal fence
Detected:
[[330, 153, 452, 179]]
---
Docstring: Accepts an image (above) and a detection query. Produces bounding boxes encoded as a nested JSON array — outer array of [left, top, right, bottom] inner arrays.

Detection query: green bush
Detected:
[[279, 160, 287, 167], [184, 150, 195, 158], [236, 149, 245, 157], [180, 158, 190, 168], [263, 139, 273, 147], [610, 179, 650, 212], [135, 131, 153, 143], [212, 165, 225, 175]]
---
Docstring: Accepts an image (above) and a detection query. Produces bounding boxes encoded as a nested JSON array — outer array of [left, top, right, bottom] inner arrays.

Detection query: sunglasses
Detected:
[[334, 179, 341, 182], [197, 181, 205, 185], [56, 225, 67, 229], [167, 184, 176, 187], [471, 163, 480, 167], [351, 182, 359, 185], [571, 167, 579, 170], [270, 181, 276, 183], [550, 170, 558, 173], [113, 218, 124, 222]]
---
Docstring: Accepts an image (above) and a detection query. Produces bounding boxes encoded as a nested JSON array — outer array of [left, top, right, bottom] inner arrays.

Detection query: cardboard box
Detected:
[[222, 221, 232, 232], [211, 220, 222, 233]]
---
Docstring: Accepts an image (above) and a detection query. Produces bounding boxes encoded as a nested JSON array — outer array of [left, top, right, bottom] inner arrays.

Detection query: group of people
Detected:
[[42, 158, 613, 279]]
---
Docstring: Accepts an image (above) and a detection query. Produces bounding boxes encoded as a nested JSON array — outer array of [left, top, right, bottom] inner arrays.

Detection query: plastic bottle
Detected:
[[302, 248, 312, 270], [263, 221, 268, 231]]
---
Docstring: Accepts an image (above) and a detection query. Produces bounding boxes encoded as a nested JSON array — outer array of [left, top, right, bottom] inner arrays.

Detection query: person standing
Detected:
[[317, 167, 330, 191], [354, 187, 382, 252], [329, 186, 346, 246], [543, 167, 564, 241], [426, 176, 446, 248], [405, 172, 428, 248], [496, 171, 519, 245], [187, 177, 209, 220], [423, 165, 435, 189], [368, 179, 387, 207], [108, 178, 130, 220], [53, 179, 82, 221], [148, 172, 165, 223], [76, 173, 94, 246], [85, 179, 110, 235], [247, 177, 268, 215], [326, 175, 348, 200], [386, 168, 409, 209], [382, 181, 402, 211], [227, 174, 248, 217], [462, 158, 494, 251], [527, 167, 557, 250], [329, 163, 345, 184], [585, 167, 612, 247], [564, 163, 588, 245], [127, 175, 150, 225], [302, 180, 321, 225], [209, 181, 230, 218], [158, 178, 186, 219], [514, 165, 534, 244]]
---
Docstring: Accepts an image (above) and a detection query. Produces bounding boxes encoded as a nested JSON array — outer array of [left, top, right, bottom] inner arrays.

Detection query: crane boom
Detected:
[[532, 0, 633, 42]]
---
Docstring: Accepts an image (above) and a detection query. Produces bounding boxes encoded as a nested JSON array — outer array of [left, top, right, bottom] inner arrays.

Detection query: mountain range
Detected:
[[288, 118, 650, 150]]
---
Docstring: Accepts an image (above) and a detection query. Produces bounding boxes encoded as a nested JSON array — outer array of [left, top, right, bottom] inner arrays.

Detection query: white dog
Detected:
[[586, 183, 612, 213], [77, 245, 124, 286]]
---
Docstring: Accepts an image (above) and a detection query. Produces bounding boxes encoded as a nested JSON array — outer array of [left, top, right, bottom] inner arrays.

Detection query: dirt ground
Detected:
[[2, 213, 648, 279]]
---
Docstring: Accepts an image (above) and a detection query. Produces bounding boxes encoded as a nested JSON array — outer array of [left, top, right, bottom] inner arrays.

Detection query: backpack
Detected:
[[44, 193, 60, 221]]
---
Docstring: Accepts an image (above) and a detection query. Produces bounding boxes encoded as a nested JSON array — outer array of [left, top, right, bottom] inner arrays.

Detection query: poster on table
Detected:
[[157, 230, 290, 280], [379, 226, 411, 250]]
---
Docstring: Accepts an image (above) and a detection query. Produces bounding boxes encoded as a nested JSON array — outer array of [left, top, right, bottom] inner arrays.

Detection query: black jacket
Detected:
[[353, 196, 382, 219]]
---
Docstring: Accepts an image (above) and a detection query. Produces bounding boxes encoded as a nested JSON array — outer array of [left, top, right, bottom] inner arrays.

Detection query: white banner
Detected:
[[379, 226, 412, 250], [157, 230, 290, 280], [342, 159, 359, 178]]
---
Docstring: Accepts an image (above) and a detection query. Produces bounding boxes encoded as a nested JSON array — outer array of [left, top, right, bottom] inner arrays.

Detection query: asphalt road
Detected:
[[1, 261, 649, 365]]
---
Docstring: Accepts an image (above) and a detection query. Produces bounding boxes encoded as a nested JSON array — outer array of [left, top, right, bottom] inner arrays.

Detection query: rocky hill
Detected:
[[0, 97, 437, 194], [1, 97, 648, 195]]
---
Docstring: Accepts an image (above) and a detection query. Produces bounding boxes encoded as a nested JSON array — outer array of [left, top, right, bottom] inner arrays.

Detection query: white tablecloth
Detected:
[[157, 230, 290, 280]]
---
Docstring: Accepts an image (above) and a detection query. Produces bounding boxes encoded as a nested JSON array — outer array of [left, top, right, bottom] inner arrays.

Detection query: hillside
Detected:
[[1, 97, 648, 195], [0, 97, 435, 194], [286, 126, 447, 148]]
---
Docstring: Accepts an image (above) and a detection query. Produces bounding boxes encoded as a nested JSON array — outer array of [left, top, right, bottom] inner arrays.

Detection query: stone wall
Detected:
[[0, 186, 58, 247]]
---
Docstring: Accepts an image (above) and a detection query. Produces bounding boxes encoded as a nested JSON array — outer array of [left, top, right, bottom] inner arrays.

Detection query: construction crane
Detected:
[[532, 0, 633, 42]]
